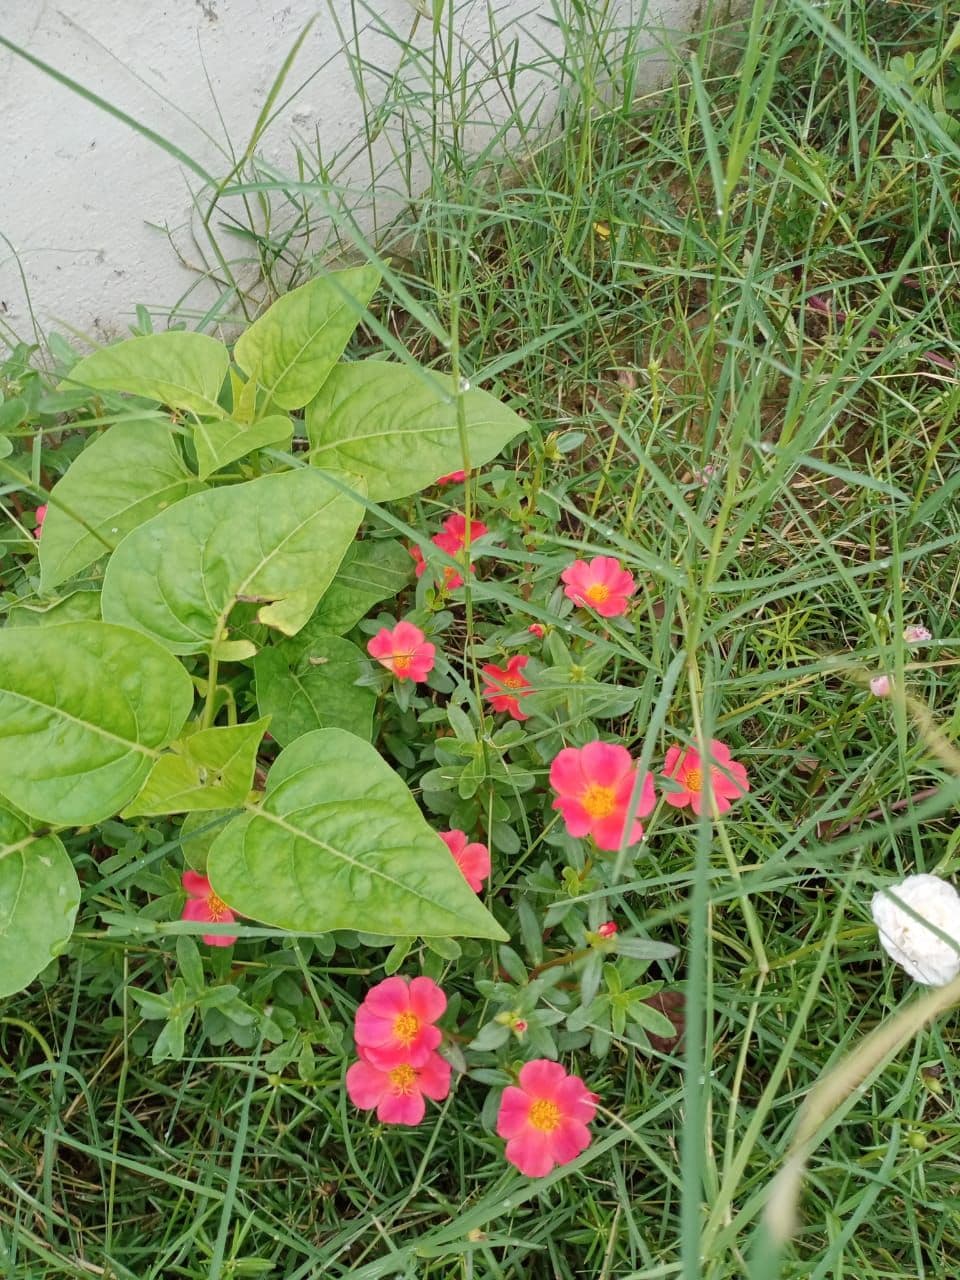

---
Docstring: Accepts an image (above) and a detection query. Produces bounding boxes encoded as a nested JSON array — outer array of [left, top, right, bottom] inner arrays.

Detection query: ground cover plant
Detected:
[[2, 1, 960, 1277]]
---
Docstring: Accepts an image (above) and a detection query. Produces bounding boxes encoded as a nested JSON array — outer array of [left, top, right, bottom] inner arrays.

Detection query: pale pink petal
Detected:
[[417, 1052, 452, 1101], [517, 1059, 567, 1095], [551, 795, 594, 838], [366, 629, 394, 661], [549, 1119, 592, 1165], [182, 870, 211, 898], [408, 976, 447, 1024], [663, 787, 692, 809], [346, 1059, 388, 1110], [202, 928, 237, 948], [504, 1130, 556, 1177], [549, 748, 588, 796], [591, 813, 641, 851], [578, 741, 632, 788], [391, 620, 427, 649], [553, 1076, 598, 1121], [496, 1087, 533, 1139], [662, 745, 682, 776], [359, 1031, 440, 1071], [378, 1089, 425, 1125], [614, 770, 656, 817], [706, 740, 732, 767], [353, 1007, 396, 1047], [362, 976, 411, 1017], [456, 842, 491, 892], [182, 897, 216, 925], [439, 830, 467, 858]]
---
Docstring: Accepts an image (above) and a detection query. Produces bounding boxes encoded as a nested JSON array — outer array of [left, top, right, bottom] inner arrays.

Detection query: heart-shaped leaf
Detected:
[[39, 419, 203, 591], [123, 718, 269, 816], [63, 332, 229, 418], [101, 469, 365, 654], [234, 266, 381, 411], [0, 622, 194, 824], [5, 589, 101, 628], [306, 361, 527, 499], [311, 538, 412, 634], [208, 729, 506, 940], [254, 635, 375, 746], [192, 415, 293, 480], [0, 804, 81, 997]]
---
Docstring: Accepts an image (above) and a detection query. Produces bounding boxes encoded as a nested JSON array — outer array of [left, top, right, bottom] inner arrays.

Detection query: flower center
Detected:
[[585, 582, 610, 604], [392, 653, 413, 671], [388, 1064, 417, 1093], [393, 1011, 420, 1046], [528, 1098, 562, 1132], [684, 767, 703, 793], [206, 892, 229, 920], [581, 783, 617, 818], [502, 675, 525, 689]]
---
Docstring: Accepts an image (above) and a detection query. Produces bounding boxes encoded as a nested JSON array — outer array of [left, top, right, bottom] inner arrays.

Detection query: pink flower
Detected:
[[33, 505, 47, 539], [869, 674, 892, 698], [560, 556, 636, 618], [662, 739, 749, 817], [346, 1051, 452, 1125], [436, 470, 467, 485], [596, 921, 618, 939], [408, 513, 489, 590], [481, 654, 533, 720], [496, 1059, 598, 1176], [904, 625, 932, 644], [367, 621, 436, 681], [181, 870, 238, 947], [439, 829, 491, 892], [549, 741, 655, 851], [354, 975, 446, 1069], [434, 512, 488, 552], [528, 623, 545, 639]]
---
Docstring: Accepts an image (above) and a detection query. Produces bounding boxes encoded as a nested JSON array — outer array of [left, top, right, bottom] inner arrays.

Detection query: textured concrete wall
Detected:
[[0, 0, 701, 339]]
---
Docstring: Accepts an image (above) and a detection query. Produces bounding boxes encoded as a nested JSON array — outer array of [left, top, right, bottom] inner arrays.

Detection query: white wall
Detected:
[[0, 0, 703, 341]]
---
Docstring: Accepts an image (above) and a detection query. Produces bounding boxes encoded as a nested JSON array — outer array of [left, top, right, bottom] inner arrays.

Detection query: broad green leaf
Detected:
[[208, 729, 507, 940], [254, 635, 375, 746], [100, 469, 365, 654], [311, 538, 412, 634], [234, 266, 381, 411], [180, 809, 238, 872], [192, 414, 293, 480], [0, 622, 194, 824], [306, 361, 527, 499], [39, 419, 203, 591], [0, 436, 11, 459], [63, 332, 229, 417], [0, 804, 80, 997], [5, 589, 101, 628], [123, 718, 269, 817]]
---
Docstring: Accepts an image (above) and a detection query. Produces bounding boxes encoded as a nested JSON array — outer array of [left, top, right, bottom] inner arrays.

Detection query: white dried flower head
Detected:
[[903, 624, 933, 644], [871, 874, 960, 986]]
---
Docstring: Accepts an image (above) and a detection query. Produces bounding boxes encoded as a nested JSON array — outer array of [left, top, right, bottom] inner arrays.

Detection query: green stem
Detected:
[[202, 649, 220, 730]]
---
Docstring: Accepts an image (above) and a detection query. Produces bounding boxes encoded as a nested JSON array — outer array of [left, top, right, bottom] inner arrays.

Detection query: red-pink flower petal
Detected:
[[354, 975, 446, 1069], [578, 740, 633, 788], [439, 829, 491, 892], [496, 1059, 597, 1177], [367, 621, 436, 681], [549, 742, 648, 849], [408, 976, 447, 1024]]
